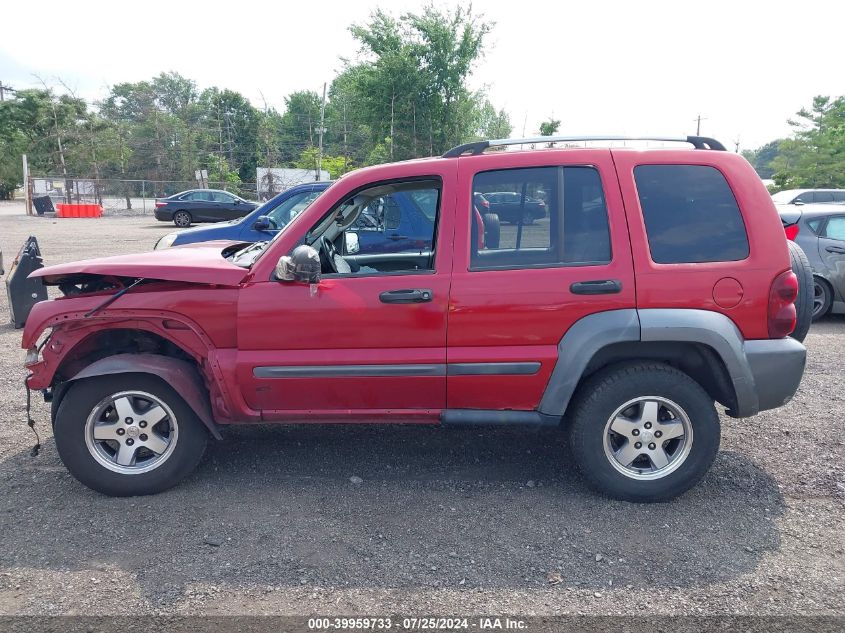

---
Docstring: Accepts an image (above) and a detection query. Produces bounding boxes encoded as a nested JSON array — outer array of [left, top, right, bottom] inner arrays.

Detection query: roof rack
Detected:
[[442, 135, 727, 158]]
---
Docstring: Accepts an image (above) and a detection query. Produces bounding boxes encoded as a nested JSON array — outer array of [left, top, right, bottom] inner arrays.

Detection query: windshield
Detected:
[[229, 189, 324, 267]]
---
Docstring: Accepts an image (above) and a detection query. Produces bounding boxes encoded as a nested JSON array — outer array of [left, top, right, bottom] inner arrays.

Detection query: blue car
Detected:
[[154, 183, 330, 250], [154, 181, 498, 255]]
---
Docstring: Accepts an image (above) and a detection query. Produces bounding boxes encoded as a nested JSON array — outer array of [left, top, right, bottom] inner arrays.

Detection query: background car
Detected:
[[481, 191, 546, 224], [780, 204, 845, 320], [156, 182, 501, 253], [772, 188, 845, 206], [153, 189, 258, 227], [156, 182, 330, 249]]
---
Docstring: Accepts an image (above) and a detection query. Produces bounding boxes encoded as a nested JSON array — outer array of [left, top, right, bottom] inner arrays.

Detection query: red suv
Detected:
[[22, 136, 806, 501]]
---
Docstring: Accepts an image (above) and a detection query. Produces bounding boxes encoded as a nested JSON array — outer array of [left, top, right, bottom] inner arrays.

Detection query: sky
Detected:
[[2, 0, 844, 151]]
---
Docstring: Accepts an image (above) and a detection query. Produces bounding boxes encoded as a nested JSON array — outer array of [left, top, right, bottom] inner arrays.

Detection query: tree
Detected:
[[742, 139, 783, 179], [539, 118, 561, 137], [770, 96, 845, 189]]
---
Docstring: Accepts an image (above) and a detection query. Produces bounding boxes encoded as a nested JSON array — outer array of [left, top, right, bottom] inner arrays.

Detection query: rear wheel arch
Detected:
[[576, 341, 737, 414], [539, 309, 756, 421]]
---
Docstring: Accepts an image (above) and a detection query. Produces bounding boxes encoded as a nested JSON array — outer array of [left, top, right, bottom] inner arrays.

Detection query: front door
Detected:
[[446, 150, 636, 411], [235, 176, 454, 420]]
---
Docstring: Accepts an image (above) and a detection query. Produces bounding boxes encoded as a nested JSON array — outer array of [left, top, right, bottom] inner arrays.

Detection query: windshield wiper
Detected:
[[84, 278, 145, 317]]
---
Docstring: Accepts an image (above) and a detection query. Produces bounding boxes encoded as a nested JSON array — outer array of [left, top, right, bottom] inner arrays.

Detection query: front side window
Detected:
[[815, 191, 835, 203], [305, 179, 441, 276], [471, 166, 611, 270], [211, 192, 235, 203], [634, 164, 749, 264], [794, 192, 815, 204]]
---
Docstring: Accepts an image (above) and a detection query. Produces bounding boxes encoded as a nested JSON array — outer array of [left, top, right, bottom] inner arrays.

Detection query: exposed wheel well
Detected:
[[578, 341, 737, 413], [51, 328, 199, 424]]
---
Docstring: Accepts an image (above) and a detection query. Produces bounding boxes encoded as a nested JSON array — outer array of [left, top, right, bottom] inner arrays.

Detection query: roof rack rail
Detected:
[[442, 135, 727, 158]]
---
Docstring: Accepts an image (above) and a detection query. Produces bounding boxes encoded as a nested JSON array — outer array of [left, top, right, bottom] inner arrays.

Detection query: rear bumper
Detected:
[[744, 337, 806, 414], [154, 209, 171, 221]]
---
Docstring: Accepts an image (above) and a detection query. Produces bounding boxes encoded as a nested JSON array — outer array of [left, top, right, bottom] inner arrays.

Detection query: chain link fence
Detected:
[[28, 177, 259, 215]]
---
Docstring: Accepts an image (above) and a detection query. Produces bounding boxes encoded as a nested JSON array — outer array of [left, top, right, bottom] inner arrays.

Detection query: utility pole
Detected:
[[694, 114, 707, 136], [316, 82, 327, 181], [0, 81, 14, 101]]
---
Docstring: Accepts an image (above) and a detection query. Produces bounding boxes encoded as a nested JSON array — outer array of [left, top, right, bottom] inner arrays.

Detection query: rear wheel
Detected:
[[54, 374, 207, 496], [173, 210, 192, 228], [568, 363, 720, 502], [812, 277, 833, 321], [787, 240, 814, 340]]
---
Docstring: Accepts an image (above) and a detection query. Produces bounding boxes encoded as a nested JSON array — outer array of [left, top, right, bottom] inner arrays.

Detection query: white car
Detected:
[[772, 189, 845, 205]]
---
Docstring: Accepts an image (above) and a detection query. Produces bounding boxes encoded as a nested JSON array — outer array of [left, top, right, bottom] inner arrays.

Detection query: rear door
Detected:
[[446, 150, 636, 411], [816, 214, 845, 300]]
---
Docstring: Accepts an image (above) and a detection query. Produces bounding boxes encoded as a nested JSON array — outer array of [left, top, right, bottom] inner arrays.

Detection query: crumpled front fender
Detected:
[[55, 353, 222, 439]]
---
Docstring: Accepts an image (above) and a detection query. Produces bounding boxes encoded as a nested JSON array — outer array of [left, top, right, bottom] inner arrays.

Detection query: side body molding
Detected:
[[538, 309, 640, 417], [62, 354, 222, 439]]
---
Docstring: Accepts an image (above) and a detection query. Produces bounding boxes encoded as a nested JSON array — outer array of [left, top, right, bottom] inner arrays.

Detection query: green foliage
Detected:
[[294, 147, 349, 179], [539, 118, 561, 136], [0, 4, 509, 190], [767, 96, 845, 190]]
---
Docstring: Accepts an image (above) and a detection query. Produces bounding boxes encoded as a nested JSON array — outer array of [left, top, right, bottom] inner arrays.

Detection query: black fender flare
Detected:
[[52, 353, 222, 439]]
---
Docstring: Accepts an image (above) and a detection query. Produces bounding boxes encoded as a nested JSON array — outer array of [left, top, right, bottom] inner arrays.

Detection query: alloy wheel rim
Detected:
[[175, 213, 190, 227], [84, 390, 179, 475], [812, 282, 826, 317], [602, 396, 693, 481]]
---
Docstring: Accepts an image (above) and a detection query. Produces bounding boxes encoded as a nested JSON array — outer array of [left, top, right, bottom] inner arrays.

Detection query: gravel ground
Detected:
[[0, 200, 842, 617]]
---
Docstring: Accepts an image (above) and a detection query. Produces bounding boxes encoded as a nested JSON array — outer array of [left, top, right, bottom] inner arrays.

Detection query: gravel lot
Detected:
[[0, 200, 842, 617]]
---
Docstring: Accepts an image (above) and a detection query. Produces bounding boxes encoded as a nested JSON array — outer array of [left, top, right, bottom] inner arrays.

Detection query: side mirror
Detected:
[[345, 231, 360, 255], [234, 198, 242, 204], [253, 215, 272, 231], [793, 200, 804, 206], [275, 245, 321, 284]]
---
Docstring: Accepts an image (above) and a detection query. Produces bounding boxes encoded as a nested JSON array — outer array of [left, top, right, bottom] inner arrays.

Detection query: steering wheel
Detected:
[[319, 236, 351, 275]]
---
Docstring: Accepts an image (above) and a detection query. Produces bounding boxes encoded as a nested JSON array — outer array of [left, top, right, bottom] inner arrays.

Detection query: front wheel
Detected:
[[54, 374, 208, 496], [173, 210, 192, 228], [568, 362, 720, 502]]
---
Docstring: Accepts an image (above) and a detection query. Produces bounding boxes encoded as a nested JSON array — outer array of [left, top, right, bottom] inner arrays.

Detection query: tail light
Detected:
[[784, 224, 800, 241], [767, 270, 798, 338], [155, 201, 167, 208]]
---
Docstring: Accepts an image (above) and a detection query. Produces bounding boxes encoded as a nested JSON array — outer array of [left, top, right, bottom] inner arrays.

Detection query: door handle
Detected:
[[570, 279, 622, 295], [825, 245, 845, 254], [379, 288, 433, 304]]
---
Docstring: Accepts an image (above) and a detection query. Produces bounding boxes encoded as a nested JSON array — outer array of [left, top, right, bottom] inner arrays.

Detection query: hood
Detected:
[[29, 240, 252, 286]]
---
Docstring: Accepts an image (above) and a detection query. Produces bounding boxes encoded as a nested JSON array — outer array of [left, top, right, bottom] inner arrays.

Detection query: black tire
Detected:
[[568, 362, 721, 503], [54, 373, 208, 496], [482, 213, 500, 249], [811, 277, 833, 322], [788, 240, 814, 340], [173, 210, 192, 228], [521, 211, 535, 225]]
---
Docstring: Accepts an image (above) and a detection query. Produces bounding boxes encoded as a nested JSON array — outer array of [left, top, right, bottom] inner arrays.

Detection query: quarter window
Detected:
[[634, 164, 749, 264], [470, 166, 611, 270]]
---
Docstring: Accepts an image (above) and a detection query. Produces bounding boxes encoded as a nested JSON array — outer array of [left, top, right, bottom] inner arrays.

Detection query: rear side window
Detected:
[[634, 165, 749, 264], [471, 166, 611, 270], [823, 216, 845, 240], [815, 191, 834, 203]]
